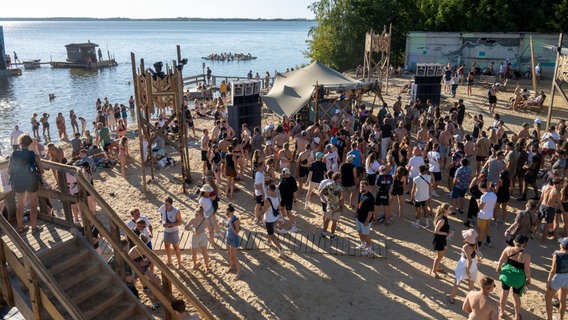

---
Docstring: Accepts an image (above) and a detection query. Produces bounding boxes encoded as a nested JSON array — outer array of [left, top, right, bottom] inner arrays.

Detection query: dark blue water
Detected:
[[0, 20, 315, 144]]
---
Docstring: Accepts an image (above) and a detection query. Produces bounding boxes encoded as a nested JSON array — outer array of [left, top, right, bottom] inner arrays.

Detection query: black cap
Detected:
[[514, 235, 529, 245]]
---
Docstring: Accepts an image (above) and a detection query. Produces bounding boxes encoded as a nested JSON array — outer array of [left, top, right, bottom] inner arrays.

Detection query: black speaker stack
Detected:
[[412, 63, 444, 106], [229, 80, 262, 139]]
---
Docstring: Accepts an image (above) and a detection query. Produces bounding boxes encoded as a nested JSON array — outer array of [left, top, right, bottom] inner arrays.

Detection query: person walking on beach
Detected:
[[355, 181, 375, 255], [411, 165, 432, 228], [278, 168, 299, 233], [462, 276, 499, 320], [118, 136, 128, 178], [545, 237, 568, 320], [224, 204, 242, 280], [260, 184, 285, 257], [431, 203, 452, 278], [478, 182, 497, 247], [448, 228, 480, 305], [496, 235, 531, 320], [253, 161, 266, 223], [8, 134, 44, 234], [159, 196, 183, 269], [69, 110, 79, 135], [55, 112, 67, 141], [305, 152, 327, 208], [184, 207, 211, 272], [320, 172, 343, 238], [10, 125, 23, 151]]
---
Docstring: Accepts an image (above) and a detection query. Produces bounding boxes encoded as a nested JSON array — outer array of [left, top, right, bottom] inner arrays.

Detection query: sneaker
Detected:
[[485, 241, 493, 248], [412, 221, 420, 229], [362, 247, 373, 255], [355, 243, 366, 250], [329, 233, 337, 239], [304, 203, 309, 210], [276, 228, 287, 234], [431, 191, 440, 197], [424, 219, 430, 228], [320, 232, 327, 238], [288, 225, 299, 233]]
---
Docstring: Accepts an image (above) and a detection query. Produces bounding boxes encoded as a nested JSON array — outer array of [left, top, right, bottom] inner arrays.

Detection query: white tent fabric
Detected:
[[261, 61, 362, 117]]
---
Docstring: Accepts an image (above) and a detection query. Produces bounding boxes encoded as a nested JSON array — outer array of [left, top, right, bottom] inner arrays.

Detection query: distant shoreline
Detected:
[[0, 17, 314, 22]]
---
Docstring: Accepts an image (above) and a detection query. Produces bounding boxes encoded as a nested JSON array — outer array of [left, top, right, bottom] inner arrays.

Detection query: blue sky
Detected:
[[2, 0, 315, 19]]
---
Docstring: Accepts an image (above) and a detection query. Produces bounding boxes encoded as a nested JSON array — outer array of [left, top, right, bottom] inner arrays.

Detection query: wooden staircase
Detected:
[[37, 235, 151, 319]]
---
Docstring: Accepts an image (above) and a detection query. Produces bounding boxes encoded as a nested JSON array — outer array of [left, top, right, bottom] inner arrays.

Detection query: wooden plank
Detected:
[[24, 258, 44, 320], [0, 241, 14, 306], [307, 234, 315, 253], [40, 289, 66, 320]]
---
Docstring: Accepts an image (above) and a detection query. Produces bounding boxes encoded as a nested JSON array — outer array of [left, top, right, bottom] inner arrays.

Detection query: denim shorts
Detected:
[[356, 220, 370, 235]]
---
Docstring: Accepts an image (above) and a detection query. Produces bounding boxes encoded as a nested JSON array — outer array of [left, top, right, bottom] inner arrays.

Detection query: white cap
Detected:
[[335, 109, 341, 114], [453, 134, 462, 142], [535, 118, 542, 124], [314, 137, 321, 144]]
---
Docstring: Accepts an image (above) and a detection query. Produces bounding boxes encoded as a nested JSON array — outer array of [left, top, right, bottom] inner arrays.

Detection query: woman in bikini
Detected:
[[241, 124, 251, 166], [118, 137, 128, 178], [225, 145, 237, 198], [55, 112, 67, 141], [116, 119, 127, 139], [208, 143, 222, 184], [278, 142, 293, 171], [231, 138, 244, 180]]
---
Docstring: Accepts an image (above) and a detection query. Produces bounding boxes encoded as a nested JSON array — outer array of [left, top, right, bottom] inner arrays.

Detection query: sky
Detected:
[[1, 0, 315, 19]]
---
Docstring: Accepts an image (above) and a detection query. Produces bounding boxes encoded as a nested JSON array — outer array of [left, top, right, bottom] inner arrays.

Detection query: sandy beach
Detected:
[[50, 75, 568, 319]]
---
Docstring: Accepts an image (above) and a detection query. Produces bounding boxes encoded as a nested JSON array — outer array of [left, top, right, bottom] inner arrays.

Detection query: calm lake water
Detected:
[[0, 20, 315, 145]]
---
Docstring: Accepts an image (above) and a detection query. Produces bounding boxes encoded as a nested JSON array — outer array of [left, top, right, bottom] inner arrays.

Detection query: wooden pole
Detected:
[[529, 36, 538, 97], [0, 240, 14, 306], [385, 24, 392, 94], [314, 81, 319, 124], [131, 52, 147, 193], [546, 33, 563, 128]]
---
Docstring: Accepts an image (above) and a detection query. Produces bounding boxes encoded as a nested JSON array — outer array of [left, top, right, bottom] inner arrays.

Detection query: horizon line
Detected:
[[0, 17, 315, 21]]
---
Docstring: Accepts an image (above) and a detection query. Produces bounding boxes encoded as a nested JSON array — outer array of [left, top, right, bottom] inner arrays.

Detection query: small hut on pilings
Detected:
[[130, 45, 192, 193]]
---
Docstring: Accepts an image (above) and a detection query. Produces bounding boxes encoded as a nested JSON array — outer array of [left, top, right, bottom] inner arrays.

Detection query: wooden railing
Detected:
[[0, 159, 215, 320]]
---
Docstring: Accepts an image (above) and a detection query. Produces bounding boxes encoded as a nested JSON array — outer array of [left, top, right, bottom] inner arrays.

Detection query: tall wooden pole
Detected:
[[385, 23, 392, 94], [547, 33, 563, 128], [529, 36, 538, 97], [131, 52, 147, 193], [314, 81, 319, 124]]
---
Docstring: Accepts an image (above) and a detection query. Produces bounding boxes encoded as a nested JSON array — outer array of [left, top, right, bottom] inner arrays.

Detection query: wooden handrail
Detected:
[[0, 215, 87, 319], [74, 172, 215, 320]]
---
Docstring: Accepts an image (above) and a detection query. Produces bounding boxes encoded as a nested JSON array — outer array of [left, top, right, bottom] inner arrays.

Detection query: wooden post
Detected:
[[0, 240, 14, 306], [530, 36, 538, 97], [163, 276, 174, 320], [24, 257, 44, 320], [143, 63, 156, 181], [78, 184, 93, 243], [385, 23, 392, 94], [57, 170, 73, 223], [547, 33, 563, 128], [109, 219, 125, 280], [314, 81, 319, 124], [131, 53, 148, 193], [5, 192, 16, 222]]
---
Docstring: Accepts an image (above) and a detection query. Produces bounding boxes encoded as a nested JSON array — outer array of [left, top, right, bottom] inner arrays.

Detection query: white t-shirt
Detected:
[[407, 156, 425, 178], [478, 192, 497, 220], [125, 216, 151, 230], [413, 174, 431, 202], [427, 151, 441, 173], [366, 160, 381, 175], [10, 129, 23, 146], [264, 195, 280, 223], [542, 131, 559, 150], [199, 196, 214, 218], [324, 151, 339, 172], [159, 205, 180, 233], [255, 171, 265, 197], [319, 178, 334, 203]]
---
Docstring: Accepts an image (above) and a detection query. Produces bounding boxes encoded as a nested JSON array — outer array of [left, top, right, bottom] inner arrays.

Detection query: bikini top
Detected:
[[507, 250, 525, 270]]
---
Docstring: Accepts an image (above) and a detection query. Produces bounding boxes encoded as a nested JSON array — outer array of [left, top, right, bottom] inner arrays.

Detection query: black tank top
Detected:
[[507, 250, 525, 269]]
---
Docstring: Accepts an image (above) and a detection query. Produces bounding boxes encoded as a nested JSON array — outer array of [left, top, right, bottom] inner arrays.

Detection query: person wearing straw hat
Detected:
[[448, 228, 481, 304]]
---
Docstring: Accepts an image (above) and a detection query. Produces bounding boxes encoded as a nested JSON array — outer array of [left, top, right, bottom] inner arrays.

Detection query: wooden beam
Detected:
[[548, 33, 565, 128], [0, 239, 14, 306], [131, 52, 148, 193], [24, 257, 44, 320]]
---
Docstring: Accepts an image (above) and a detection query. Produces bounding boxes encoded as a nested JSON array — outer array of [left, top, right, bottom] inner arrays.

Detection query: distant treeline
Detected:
[[306, 0, 568, 71], [0, 17, 313, 22]]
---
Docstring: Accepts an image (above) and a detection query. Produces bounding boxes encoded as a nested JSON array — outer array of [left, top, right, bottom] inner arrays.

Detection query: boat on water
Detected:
[[23, 59, 41, 69], [201, 53, 257, 62], [50, 42, 117, 70]]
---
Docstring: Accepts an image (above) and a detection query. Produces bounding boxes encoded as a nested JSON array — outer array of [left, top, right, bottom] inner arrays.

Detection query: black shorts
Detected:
[[11, 180, 40, 194], [321, 202, 327, 212], [281, 198, 293, 211], [201, 150, 208, 161], [103, 142, 111, 152], [433, 236, 447, 251], [375, 196, 390, 206], [255, 195, 264, 206], [414, 200, 427, 207], [501, 282, 523, 295], [539, 205, 555, 224], [391, 187, 404, 196], [476, 155, 488, 162], [265, 221, 276, 235], [432, 171, 442, 181], [299, 166, 309, 178], [367, 173, 377, 186]]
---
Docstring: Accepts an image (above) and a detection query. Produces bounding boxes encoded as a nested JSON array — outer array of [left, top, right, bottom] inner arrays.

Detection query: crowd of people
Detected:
[[7, 68, 568, 318]]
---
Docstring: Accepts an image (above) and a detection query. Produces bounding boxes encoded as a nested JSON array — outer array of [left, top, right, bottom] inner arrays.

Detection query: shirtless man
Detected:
[[475, 131, 492, 175], [416, 122, 429, 150], [46, 142, 64, 183], [393, 121, 407, 142], [295, 131, 310, 158], [393, 95, 403, 117], [464, 134, 475, 167], [273, 128, 288, 157], [211, 120, 221, 142], [540, 177, 565, 241], [516, 123, 531, 142], [201, 129, 210, 175], [462, 276, 499, 320], [439, 124, 453, 169], [278, 142, 293, 170], [221, 120, 235, 139]]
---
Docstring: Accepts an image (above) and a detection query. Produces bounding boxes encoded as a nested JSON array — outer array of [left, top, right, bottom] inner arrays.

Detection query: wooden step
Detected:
[[80, 287, 124, 319], [66, 273, 112, 305], [40, 246, 91, 275], [52, 259, 100, 291], [93, 301, 136, 320]]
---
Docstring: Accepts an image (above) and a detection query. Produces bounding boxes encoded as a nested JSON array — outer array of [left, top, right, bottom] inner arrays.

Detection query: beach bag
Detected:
[[267, 198, 280, 217]]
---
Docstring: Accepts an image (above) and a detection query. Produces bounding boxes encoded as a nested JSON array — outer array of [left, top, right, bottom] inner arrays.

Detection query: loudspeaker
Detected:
[[228, 99, 262, 139], [414, 76, 442, 84], [411, 83, 441, 106]]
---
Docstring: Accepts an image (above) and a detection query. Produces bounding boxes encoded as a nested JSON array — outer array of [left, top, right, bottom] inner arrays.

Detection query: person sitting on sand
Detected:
[[184, 206, 211, 272], [462, 276, 499, 320]]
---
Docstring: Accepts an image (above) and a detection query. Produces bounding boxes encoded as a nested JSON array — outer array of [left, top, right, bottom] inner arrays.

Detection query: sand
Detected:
[[54, 75, 568, 319]]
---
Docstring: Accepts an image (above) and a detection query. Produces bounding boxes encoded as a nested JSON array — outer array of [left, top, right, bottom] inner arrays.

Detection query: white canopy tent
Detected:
[[261, 61, 363, 117]]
